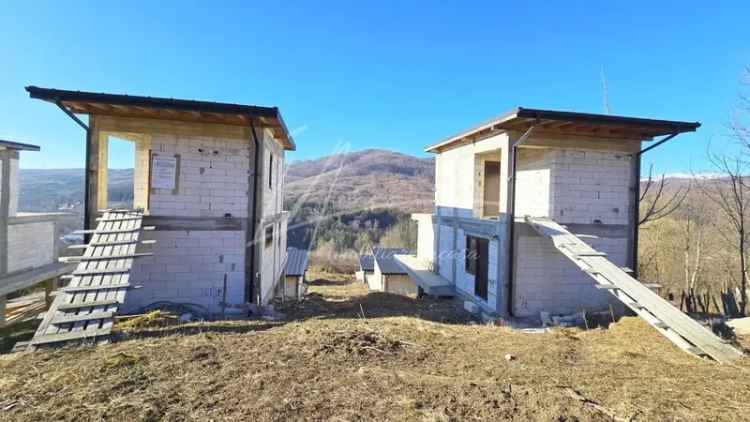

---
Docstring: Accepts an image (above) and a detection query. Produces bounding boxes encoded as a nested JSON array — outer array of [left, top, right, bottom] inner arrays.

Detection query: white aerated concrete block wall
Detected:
[[515, 149, 552, 218], [369, 262, 385, 291], [414, 214, 435, 264], [435, 133, 509, 218], [7, 221, 55, 272], [435, 149, 475, 217], [454, 228, 500, 311], [262, 132, 285, 217], [126, 230, 245, 315], [258, 131, 287, 305], [437, 224, 454, 281], [514, 148, 631, 224], [133, 138, 151, 209], [549, 149, 631, 225], [512, 147, 632, 317], [148, 134, 250, 218], [513, 233, 627, 317]]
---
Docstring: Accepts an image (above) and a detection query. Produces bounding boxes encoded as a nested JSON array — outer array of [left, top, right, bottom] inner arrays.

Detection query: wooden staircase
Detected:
[[526, 216, 743, 363]]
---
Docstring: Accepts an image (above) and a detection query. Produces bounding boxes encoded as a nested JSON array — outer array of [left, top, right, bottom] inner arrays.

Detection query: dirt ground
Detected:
[[1, 271, 749, 421]]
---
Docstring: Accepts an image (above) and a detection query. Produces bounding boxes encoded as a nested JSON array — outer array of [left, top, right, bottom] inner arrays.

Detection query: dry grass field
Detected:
[[1, 272, 749, 421]]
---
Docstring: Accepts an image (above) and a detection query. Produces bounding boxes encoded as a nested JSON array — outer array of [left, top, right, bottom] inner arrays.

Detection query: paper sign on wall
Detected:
[[151, 155, 178, 190]]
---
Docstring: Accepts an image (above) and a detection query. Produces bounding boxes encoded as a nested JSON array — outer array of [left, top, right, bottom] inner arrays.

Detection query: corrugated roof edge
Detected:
[[424, 106, 701, 153], [25, 85, 295, 151], [0, 139, 40, 151], [285, 247, 309, 276]]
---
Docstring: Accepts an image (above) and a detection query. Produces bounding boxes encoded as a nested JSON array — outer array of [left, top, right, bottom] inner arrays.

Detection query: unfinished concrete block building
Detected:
[[398, 108, 700, 319], [0, 140, 72, 326], [27, 86, 294, 316]]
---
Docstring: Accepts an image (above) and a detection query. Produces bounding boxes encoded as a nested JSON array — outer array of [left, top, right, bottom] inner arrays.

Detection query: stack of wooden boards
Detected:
[[27, 209, 154, 350], [526, 216, 743, 363]]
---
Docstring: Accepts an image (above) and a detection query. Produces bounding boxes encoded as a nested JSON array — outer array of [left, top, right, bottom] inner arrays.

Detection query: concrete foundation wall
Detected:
[[384, 274, 417, 296], [126, 229, 245, 315], [7, 221, 55, 272]]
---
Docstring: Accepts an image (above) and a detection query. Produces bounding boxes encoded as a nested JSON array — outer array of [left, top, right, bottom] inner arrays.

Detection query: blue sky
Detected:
[[1, 1, 748, 174]]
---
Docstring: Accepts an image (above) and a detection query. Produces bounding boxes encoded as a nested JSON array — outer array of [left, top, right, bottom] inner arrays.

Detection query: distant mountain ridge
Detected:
[[18, 149, 436, 214], [285, 149, 435, 213]]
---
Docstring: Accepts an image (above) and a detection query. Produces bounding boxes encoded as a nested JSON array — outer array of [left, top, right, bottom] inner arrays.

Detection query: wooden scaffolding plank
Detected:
[[60, 252, 153, 262], [51, 311, 115, 325], [71, 267, 133, 276], [525, 216, 744, 363], [68, 239, 155, 249], [30, 208, 150, 350], [30, 328, 112, 346], [57, 299, 120, 311], [60, 283, 132, 293], [75, 226, 154, 234], [96, 216, 144, 222]]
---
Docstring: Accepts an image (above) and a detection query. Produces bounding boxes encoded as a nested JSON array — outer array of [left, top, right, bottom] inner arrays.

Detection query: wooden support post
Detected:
[[45, 277, 60, 308], [85, 116, 103, 234], [0, 150, 11, 278], [0, 294, 6, 327], [628, 151, 641, 279]]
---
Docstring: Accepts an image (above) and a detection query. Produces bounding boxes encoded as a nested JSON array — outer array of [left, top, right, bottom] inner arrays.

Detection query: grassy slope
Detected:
[[1, 273, 749, 421]]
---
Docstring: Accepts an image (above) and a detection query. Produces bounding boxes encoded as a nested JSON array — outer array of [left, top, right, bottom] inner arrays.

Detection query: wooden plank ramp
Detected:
[[525, 216, 743, 363], [27, 209, 153, 350]]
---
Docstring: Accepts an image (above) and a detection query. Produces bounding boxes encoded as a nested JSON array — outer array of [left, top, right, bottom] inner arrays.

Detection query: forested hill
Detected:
[[18, 149, 435, 214], [285, 149, 435, 214]]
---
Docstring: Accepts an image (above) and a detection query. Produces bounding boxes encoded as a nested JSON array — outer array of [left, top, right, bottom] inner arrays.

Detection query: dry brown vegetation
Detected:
[[1, 272, 749, 421]]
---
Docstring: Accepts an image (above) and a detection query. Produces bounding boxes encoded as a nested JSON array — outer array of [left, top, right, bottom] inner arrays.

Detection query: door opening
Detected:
[[107, 136, 135, 209], [483, 161, 500, 217], [466, 235, 489, 300]]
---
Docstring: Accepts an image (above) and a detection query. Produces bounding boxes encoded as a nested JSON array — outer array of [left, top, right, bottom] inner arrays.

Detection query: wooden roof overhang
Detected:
[[0, 139, 40, 151], [425, 107, 701, 153], [26, 86, 295, 150]]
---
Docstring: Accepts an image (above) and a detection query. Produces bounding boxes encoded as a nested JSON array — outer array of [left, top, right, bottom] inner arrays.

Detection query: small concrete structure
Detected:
[[355, 255, 374, 284], [398, 107, 701, 321], [0, 140, 72, 326], [283, 247, 309, 300], [369, 247, 417, 296], [28, 86, 296, 316]]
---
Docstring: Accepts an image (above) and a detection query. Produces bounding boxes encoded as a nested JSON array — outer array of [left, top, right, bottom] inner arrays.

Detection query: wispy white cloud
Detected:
[[290, 124, 309, 137]]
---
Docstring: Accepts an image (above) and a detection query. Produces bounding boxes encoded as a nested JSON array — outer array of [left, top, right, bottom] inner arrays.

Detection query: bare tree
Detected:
[[682, 195, 707, 293], [639, 165, 690, 226], [698, 155, 749, 316]]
